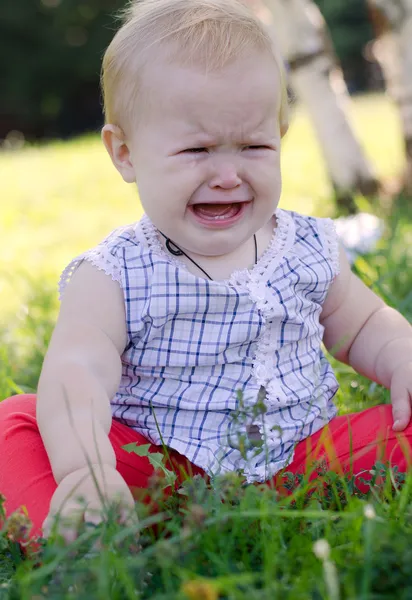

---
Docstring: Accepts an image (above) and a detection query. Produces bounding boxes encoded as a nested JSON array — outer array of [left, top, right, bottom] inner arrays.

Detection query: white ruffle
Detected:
[[319, 218, 340, 277], [248, 307, 284, 407], [250, 208, 292, 279], [226, 211, 295, 409], [229, 209, 293, 287], [139, 209, 294, 286], [58, 246, 122, 300], [139, 215, 184, 270], [233, 211, 294, 404]]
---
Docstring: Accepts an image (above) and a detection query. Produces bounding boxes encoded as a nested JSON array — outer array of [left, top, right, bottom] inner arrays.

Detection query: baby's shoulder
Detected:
[[285, 209, 331, 237], [283, 209, 337, 248], [97, 222, 144, 255], [59, 220, 152, 300], [280, 209, 339, 276]]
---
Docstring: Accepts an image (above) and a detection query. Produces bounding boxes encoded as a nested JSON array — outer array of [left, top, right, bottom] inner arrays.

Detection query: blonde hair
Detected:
[[101, 0, 289, 131]]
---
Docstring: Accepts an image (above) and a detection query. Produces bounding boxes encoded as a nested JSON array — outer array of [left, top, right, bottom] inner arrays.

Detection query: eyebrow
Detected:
[[183, 121, 274, 139], [185, 111, 276, 138], [181, 131, 275, 146]]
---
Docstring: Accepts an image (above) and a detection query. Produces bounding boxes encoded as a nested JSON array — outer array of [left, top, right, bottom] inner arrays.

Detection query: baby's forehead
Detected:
[[177, 105, 279, 142], [149, 49, 279, 89], [141, 52, 281, 119]]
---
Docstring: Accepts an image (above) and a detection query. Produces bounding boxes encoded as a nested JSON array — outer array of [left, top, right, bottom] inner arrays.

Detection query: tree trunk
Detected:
[[367, 0, 412, 194], [260, 0, 380, 213]]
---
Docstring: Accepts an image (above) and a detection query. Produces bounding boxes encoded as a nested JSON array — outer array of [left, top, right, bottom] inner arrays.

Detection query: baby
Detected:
[[0, 0, 412, 541]]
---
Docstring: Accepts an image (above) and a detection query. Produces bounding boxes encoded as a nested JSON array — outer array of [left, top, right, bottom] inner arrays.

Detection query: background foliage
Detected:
[[1, 0, 125, 139], [314, 0, 375, 92]]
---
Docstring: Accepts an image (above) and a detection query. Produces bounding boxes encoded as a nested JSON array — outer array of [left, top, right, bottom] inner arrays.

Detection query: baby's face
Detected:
[[127, 51, 283, 258]]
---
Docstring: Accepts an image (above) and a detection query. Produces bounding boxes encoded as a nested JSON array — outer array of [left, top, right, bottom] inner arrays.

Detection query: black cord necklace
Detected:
[[159, 231, 258, 281]]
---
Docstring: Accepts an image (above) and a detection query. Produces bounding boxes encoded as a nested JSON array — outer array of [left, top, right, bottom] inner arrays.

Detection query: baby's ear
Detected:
[[101, 124, 136, 183]]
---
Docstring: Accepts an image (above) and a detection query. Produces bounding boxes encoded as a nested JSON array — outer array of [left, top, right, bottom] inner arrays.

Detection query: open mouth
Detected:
[[189, 201, 250, 227]]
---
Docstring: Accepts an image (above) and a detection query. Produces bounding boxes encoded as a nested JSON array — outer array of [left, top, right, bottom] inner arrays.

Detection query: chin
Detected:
[[204, 241, 242, 257]]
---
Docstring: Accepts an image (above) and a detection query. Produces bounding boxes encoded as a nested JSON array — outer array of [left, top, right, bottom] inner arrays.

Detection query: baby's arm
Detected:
[[321, 246, 412, 430], [37, 261, 134, 534], [37, 260, 126, 480]]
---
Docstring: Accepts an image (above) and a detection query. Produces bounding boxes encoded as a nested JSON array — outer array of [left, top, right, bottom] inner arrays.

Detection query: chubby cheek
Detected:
[[168, 161, 206, 207], [135, 162, 177, 213], [249, 162, 281, 206]]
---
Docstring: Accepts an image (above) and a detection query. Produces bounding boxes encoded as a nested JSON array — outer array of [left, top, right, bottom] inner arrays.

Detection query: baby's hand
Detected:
[[390, 361, 412, 431], [42, 464, 138, 542]]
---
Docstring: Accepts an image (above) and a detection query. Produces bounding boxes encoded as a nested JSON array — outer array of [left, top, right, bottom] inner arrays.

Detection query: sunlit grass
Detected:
[[282, 92, 404, 214]]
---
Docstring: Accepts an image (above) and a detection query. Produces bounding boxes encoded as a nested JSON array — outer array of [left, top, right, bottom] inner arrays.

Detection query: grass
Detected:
[[1, 93, 412, 598]]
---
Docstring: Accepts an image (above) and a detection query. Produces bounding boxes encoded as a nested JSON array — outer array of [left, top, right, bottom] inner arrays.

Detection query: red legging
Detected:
[[1, 394, 411, 539]]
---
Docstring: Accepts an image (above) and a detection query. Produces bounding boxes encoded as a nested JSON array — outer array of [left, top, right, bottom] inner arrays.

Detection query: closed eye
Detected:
[[182, 147, 208, 154], [244, 145, 270, 151]]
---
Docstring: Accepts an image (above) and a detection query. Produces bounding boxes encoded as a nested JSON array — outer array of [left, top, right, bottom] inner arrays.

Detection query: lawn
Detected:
[[1, 93, 412, 598]]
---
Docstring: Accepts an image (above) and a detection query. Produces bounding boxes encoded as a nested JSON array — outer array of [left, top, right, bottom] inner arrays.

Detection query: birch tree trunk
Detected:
[[258, 0, 380, 213], [367, 0, 412, 194]]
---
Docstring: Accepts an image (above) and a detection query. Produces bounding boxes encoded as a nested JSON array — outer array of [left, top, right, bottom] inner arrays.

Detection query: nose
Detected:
[[208, 160, 242, 190]]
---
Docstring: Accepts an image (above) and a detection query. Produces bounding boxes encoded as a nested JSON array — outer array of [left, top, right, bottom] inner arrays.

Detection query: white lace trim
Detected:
[[231, 212, 294, 409], [138, 208, 294, 285], [58, 246, 122, 300], [139, 216, 184, 270], [247, 297, 284, 410], [318, 218, 340, 277], [229, 209, 293, 287]]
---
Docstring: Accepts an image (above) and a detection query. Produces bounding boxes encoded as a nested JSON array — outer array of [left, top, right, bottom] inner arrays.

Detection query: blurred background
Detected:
[[0, 0, 380, 140], [2, 0, 412, 204], [1, 0, 411, 404]]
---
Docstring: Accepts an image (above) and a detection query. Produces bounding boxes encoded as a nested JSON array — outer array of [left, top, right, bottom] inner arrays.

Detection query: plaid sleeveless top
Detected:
[[60, 209, 340, 482]]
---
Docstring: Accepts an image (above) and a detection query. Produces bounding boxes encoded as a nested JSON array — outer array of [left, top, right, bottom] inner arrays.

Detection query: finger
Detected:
[[43, 502, 86, 543], [42, 515, 53, 540], [112, 489, 139, 526], [84, 505, 105, 528], [87, 496, 138, 531], [391, 381, 411, 432], [104, 488, 136, 522]]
